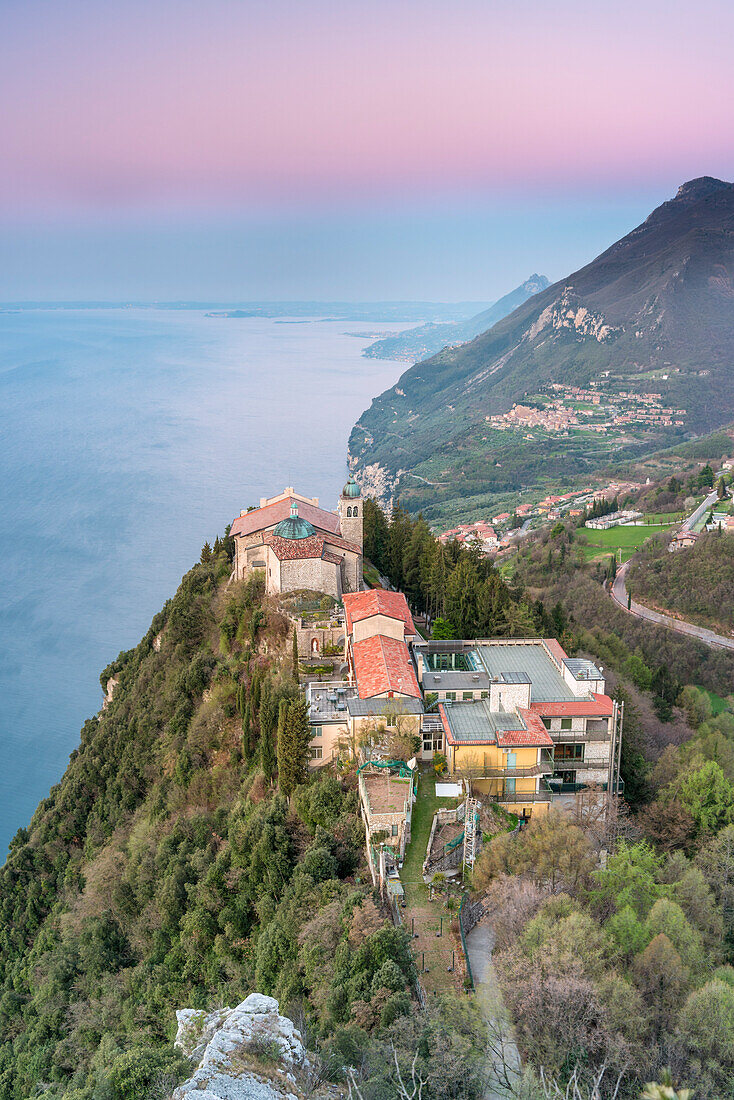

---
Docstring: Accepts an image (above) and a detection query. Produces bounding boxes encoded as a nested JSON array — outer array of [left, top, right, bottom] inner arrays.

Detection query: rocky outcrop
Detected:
[[173, 994, 335, 1100], [526, 286, 619, 343], [102, 676, 119, 709]]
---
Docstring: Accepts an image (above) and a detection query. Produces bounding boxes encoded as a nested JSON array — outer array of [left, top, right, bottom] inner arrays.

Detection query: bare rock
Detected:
[[172, 994, 317, 1100]]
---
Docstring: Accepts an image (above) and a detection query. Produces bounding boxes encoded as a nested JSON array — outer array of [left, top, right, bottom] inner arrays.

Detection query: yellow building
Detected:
[[438, 699, 554, 818]]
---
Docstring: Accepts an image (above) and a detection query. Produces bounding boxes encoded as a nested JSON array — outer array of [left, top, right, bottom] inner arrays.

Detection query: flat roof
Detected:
[[421, 670, 490, 691], [563, 658, 603, 682], [443, 698, 526, 743], [308, 682, 358, 723], [476, 643, 577, 703]]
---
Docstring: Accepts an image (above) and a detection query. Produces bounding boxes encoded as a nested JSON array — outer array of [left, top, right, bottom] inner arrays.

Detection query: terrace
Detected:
[[307, 681, 359, 723]]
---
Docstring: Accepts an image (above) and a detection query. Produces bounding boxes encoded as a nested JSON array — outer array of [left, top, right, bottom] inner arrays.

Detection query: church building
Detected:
[[230, 479, 363, 597]]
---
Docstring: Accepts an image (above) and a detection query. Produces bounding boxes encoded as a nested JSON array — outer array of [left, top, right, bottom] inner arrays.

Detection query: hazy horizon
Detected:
[[2, 0, 732, 301]]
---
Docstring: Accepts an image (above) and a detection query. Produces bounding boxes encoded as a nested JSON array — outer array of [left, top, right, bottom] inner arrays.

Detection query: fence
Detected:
[[458, 894, 486, 990]]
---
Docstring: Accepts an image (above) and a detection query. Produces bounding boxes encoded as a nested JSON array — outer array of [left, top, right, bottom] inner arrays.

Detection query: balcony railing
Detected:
[[551, 758, 606, 771], [486, 788, 553, 805], [547, 727, 610, 743]]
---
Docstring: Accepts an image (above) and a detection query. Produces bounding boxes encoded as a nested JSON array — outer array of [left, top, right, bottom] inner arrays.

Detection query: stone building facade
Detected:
[[229, 481, 364, 597]]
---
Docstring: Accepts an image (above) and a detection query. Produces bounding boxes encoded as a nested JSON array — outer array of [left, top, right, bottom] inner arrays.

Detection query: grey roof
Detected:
[[421, 670, 490, 691], [563, 658, 603, 682], [348, 695, 424, 717], [443, 698, 526, 743], [477, 643, 576, 703]]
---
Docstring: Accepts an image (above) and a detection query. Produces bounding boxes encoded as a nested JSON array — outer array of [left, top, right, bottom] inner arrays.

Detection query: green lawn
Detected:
[[399, 774, 463, 996], [401, 773, 458, 884], [698, 687, 732, 716], [581, 521, 676, 563]]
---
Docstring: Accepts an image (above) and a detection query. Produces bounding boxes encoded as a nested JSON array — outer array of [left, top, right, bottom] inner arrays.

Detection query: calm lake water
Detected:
[[0, 308, 408, 853]]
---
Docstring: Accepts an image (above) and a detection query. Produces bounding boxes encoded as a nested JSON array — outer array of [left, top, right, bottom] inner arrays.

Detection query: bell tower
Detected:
[[338, 475, 363, 592]]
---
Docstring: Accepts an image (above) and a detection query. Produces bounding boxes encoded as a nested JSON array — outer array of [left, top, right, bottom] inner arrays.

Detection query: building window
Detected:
[[555, 743, 583, 761], [346, 506, 352, 517], [561, 718, 573, 730], [353, 506, 358, 517], [446, 691, 456, 701], [462, 691, 473, 701], [542, 718, 552, 730], [311, 726, 322, 739], [481, 691, 489, 699], [423, 740, 432, 752], [310, 746, 323, 760], [391, 824, 399, 837]]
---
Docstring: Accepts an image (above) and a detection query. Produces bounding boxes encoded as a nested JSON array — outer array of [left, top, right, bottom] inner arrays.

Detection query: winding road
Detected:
[[610, 487, 734, 651]]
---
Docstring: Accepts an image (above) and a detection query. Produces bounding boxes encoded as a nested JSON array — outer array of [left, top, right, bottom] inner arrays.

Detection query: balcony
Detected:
[[551, 757, 603, 771], [547, 726, 610, 743], [421, 714, 444, 735], [455, 749, 554, 780], [486, 785, 553, 806]]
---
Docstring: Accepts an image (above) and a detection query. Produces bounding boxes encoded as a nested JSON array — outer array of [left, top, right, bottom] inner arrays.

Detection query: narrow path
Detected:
[[611, 560, 734, 651], [465, 922, 522, 1099]]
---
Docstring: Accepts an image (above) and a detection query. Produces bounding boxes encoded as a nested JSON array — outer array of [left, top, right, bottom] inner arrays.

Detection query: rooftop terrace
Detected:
[[307, 682, 358, 723]]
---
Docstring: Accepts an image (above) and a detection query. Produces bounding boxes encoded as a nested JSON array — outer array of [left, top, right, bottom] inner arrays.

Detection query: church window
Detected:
[[346, 506, 352, 517], [353, 506, 358, 517]]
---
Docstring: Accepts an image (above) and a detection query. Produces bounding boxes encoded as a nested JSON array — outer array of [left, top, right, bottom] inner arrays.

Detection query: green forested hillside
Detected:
[[627, 530, 734, 636], [350, 178, 734, 516], [0, 552, 466, 1100]]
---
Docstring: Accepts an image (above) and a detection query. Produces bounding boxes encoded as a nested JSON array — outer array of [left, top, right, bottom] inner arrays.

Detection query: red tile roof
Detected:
[[263, 534, 325, 561], [352, 635, 422, 700], [530, 693, 614, 718], [344, 590, 416, 637], [511, 709, 554, 746], [260, 530, 361, 562], [230, 496, 341, 538]]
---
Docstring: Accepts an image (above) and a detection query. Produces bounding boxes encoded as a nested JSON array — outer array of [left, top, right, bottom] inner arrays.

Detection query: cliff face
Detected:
[[173, 994, 335, 1100]]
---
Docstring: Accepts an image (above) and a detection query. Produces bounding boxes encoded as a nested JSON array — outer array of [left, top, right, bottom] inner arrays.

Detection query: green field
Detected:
[[581, 521, 676, 563], [698, 687, 732, 716]]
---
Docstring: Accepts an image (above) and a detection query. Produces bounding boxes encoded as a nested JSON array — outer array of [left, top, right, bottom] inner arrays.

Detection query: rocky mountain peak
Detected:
[[674, 176, 732, 205]]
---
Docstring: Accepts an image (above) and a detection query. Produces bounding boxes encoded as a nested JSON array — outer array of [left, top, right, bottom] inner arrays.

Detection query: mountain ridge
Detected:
[[349, 178, 734, 514], [362, 274, 550, 362]]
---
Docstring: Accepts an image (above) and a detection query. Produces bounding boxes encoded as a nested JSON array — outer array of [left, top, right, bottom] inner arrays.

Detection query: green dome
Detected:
[[273, 502, 316, 540], [342, 475, 361, 499]]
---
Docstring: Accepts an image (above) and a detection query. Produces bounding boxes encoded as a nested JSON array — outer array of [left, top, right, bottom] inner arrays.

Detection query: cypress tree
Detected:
[[292, 627, 299, 684], [277, 699, 311, 798], [259, 682, 277, 781], [236, 682, 247, 718], [242, 701, 252, 760]]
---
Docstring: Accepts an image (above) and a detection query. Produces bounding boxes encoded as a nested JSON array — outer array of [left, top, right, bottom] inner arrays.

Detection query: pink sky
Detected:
[[1, 0, 732, 215]]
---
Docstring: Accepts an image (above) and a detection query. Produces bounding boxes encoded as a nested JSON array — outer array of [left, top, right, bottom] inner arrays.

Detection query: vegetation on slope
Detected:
[[0, 546, 485, 1100], [351, 178, 734, 515], [627, 529, 734, 636]]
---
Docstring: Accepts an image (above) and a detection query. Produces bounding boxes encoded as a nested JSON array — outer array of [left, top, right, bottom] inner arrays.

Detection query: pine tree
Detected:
[[236, 682, 247, 718], [277, 699, 312, 798], [200, 541, 213, 564], [292, 628, 299, 684]]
